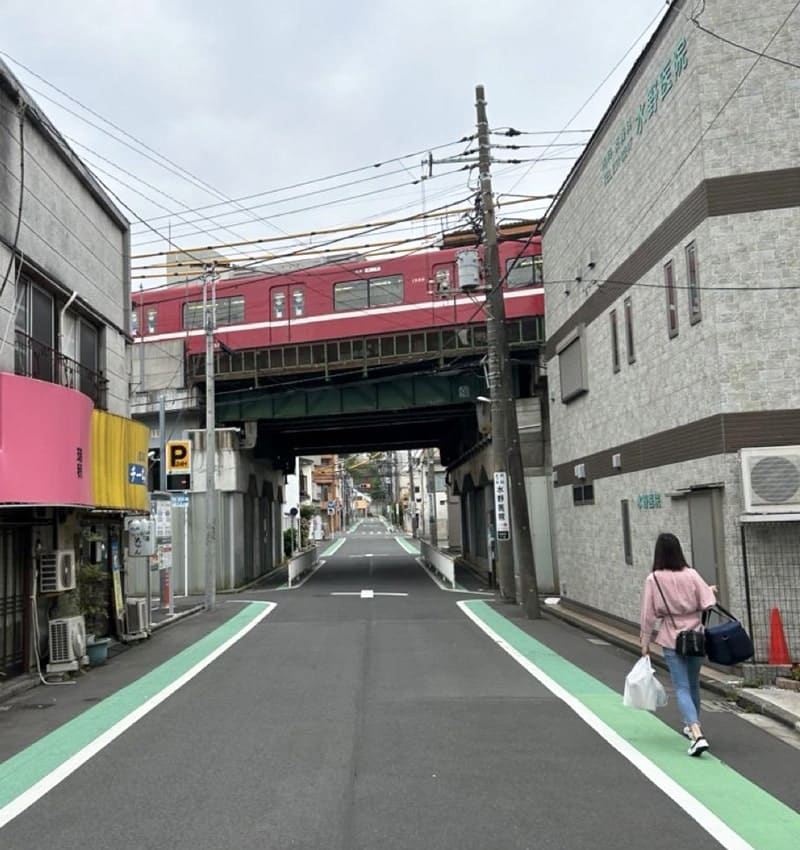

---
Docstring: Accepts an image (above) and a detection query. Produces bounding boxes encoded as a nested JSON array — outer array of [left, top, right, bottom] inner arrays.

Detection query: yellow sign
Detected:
[[167, 440, 191, 473]]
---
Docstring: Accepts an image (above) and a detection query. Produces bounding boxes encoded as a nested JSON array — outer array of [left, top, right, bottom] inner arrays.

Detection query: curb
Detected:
[[543, 602, 800, 733], [150, 604, 206, 632], [0, 673, 40, 706], [734, 689, 800, 733]]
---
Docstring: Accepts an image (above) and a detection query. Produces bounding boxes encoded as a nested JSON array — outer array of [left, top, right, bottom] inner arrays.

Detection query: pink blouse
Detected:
[[639, 568, 716, 650]]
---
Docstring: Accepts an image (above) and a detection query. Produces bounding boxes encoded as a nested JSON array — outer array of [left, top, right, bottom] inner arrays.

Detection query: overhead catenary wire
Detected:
[[130, 194, 543, 264]]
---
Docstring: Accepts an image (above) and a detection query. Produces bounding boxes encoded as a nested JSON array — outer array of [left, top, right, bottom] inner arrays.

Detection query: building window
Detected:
[[556, 324, 588, 403], [664, 260, 678, 338], [624, 296, 635, 364], [78, 320, 99, 398], [686, 242, 701, 324], [610, 309, 620, 373], [14, 278, 54, 382], [292, 288, 305, 317], [505, 254, 543, 288], [621, 499, 633, 565], [573, 483, 595, 506]]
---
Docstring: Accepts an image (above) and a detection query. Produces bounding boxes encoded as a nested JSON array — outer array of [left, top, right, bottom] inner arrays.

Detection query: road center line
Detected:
[[458, 600, 799, 850], [0, 601, 276, 830]]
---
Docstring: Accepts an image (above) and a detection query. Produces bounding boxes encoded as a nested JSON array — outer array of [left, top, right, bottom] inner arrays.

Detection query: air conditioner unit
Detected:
[[47, 615, 87, 672], [125, 598, 149, 635], [39, 550, 76, 593], [740, 446, 800, 514]]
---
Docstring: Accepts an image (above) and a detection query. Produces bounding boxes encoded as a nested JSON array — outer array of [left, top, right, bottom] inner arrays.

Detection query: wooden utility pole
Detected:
[[475, 84, 541, 617]]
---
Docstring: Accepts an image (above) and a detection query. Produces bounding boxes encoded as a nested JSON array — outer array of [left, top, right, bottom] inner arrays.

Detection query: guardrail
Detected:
[[419, 540, 456, 588], [287, 545, 319, 587]]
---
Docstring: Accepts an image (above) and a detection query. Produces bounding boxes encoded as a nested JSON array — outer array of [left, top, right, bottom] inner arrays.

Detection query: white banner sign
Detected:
[[494, 471, 510, 540]]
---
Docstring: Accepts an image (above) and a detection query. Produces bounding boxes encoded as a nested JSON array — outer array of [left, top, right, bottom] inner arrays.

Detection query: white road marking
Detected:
[[329, 591, 409, 598], [0, 602, 277, 830], [458, 601, 757, 850]]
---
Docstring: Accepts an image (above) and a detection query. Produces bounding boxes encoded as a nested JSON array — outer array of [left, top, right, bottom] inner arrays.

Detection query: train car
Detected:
[[131, 237, 543, 355]]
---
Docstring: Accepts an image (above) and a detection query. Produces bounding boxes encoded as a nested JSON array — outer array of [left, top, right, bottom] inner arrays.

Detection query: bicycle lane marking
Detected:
[[459, 600, 799, 850], [0, 601, 276, 830]]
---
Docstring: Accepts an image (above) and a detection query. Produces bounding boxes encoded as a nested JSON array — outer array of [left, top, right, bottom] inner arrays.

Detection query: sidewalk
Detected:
[[544, 597, 800, 733]]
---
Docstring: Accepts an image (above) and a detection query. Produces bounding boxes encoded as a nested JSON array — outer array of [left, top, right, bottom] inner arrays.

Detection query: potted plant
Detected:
[[77, 561, 111, 666]]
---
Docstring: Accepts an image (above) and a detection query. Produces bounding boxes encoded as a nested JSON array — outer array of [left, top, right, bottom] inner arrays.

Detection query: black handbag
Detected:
[[652, 575, 706, 657], [702, 604, 754, 666]]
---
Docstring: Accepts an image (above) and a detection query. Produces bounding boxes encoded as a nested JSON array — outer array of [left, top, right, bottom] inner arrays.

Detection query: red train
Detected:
[[131, 238, 543, 354]]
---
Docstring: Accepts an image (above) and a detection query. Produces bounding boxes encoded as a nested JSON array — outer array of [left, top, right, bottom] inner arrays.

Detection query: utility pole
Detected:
[[475, 84, 540, 618], [427, 448, 438, 547], [158, 395, 167, 492], [407, 449, 416, 537], [204, 264, 217, 612]]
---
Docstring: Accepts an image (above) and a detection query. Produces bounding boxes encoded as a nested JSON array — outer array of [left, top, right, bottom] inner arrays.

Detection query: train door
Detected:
[[270, 285, 289, 345]]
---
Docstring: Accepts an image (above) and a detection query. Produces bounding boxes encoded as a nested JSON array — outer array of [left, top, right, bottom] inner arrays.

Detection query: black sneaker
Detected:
[[688, 736, 709, 757]]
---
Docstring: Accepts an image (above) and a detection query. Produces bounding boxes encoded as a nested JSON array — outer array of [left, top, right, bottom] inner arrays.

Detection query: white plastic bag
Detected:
[[623, 656, 668, 711]]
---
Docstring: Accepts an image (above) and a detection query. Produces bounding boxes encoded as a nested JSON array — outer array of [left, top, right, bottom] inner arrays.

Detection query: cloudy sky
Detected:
[[2, 1, 668, 284]]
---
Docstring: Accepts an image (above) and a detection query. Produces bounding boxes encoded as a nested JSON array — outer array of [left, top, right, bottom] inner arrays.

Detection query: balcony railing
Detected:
[[14, 331, 108, 409]]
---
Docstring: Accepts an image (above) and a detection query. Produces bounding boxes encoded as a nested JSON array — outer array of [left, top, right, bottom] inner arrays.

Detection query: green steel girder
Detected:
[[216, 370, 486, 423]]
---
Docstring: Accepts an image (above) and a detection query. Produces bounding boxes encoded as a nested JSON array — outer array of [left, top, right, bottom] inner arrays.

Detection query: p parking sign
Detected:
[[167, 440, 191, 473]]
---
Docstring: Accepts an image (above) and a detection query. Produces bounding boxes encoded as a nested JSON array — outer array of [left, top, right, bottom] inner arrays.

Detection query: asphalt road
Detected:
[[1, 519, 798, 849]]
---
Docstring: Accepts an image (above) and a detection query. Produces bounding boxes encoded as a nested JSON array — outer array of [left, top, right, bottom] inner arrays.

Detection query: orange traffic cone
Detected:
[[769, 607, 791, 665]]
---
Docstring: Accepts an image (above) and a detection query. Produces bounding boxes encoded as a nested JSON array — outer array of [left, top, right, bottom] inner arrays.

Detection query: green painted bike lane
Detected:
[[0, 602, 274, 827], [462, 600, 799, 850]]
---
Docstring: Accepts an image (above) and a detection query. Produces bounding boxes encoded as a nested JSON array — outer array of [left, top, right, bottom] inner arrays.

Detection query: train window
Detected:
[[432, 265, 452, 294], [222, 296, 245, 325], [131, 309, 138, 336], [292, 289, 305, 317], [334, 280, 368, 311], [147, 308, 157, 334], [272, 291, 286, 319], [183, 295, 245, 329], [369, 275, 403, 306], [184, 302, 204, 329], [505, 255, 543, 288]]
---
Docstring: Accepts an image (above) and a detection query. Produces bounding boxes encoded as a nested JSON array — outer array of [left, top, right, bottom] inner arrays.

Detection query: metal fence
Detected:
[[740, 521, 800, 664]]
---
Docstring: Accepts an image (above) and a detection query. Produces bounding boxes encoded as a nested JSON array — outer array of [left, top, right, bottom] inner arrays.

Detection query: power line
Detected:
[[130, 195, 540, 264], [597, 0, 800, 278], [508, 3, 668, 202], [687, 0, 800, 70]]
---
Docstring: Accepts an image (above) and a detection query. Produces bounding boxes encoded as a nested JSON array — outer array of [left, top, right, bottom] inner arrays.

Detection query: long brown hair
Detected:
[[652, 532, 690, 571]]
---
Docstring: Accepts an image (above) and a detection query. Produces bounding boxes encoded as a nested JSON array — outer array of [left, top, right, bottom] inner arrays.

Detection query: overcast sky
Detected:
[[2, 1, 668, 283]]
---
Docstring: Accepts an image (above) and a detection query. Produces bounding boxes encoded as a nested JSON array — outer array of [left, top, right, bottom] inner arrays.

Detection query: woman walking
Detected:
[[640, 533, 716, 756]]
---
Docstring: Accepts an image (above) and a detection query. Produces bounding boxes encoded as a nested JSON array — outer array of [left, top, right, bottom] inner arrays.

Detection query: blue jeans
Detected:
[[663, 648, 703, 727]]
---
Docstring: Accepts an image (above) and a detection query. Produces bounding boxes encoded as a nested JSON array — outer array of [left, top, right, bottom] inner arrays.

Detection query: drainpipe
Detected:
[[58, 291, 78, 384]]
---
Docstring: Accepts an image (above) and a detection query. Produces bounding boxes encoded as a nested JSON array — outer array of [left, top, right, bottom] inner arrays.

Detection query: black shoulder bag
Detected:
[[652, 574, 706, 657]]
